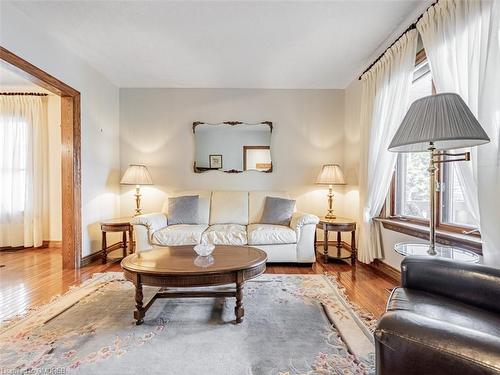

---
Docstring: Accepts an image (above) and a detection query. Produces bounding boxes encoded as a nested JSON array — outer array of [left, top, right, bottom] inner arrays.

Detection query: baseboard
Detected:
[[42, 240, 62, 248], [1, 241, 62, 251], [317, 240, 400, 282], [81, 242, 124, 267], [370, 259, 400, 282]]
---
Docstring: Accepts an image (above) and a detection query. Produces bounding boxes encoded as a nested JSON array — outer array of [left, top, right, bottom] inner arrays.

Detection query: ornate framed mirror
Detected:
[[193, 121, 273, 173]]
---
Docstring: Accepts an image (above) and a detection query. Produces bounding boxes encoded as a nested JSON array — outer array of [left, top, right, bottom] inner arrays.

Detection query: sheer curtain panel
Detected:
[[417, 0, 500, 265], [358, 30, 418, 264], [0, 95, 48, 248]]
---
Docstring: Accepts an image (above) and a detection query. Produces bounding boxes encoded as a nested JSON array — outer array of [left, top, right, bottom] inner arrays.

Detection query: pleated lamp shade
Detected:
[[120, 164, 153, 185], [388, 93, 490, 152], [315, 164, 346, 185]]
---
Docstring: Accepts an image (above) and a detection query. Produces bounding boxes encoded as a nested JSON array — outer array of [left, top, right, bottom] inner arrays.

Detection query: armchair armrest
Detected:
[[375, 310, 500, 374], [131, 213, 168, 233], [401, 256, 500, 314]]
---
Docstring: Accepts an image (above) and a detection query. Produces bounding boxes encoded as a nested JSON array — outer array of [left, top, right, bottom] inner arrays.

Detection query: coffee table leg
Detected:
[[235, 277, 244, 324], [134, 277, 145, 325]]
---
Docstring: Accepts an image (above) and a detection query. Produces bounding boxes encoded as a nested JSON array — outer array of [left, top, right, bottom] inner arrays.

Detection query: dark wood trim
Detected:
[[81, 250, 103, 267], [378, 218, 482, 254], [1, 47, 82, 269], [81, 243, 124, 267], [0, 92, 48, 96], [42, 241, 62, 248], [242, 145, 272, 172], [358, 1, 438, 79], [1, 242, 61, 251], [389, 161, 481, 237], [0, 47, 79, 96], [415, 48, 427, 66], [192, 120, 273, 133], [370, 259, 401, 283]]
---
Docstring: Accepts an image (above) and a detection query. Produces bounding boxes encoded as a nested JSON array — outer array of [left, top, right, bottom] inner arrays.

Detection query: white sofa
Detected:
[[131, 191, 319, 263]]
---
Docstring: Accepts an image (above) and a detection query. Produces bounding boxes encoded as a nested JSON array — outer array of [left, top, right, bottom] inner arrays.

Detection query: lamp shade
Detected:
[[315, 164, 346, 185], [120, 164, 153, 185], [388, 93, 490, 152]]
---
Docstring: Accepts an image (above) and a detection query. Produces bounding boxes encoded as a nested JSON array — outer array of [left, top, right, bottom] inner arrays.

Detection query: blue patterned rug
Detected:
[[0, 273, 376, 374]]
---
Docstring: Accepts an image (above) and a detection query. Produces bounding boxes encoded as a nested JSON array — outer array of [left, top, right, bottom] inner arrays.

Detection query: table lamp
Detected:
[[120, 164, 153, 216], [315, 164, 346, 219], [388, 93, 489, 255]]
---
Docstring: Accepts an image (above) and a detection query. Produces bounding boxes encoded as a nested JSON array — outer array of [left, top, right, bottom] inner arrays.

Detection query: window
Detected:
[[389, 50, 479, 234], [0, 114, 28, 214]]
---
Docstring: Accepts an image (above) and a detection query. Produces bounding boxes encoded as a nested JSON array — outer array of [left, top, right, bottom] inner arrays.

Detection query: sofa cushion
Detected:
[[247, 224, 297, 245], [152, 224, 208, 246], [163, 191, 211, 225], [259, 196, 296, 226], [210, 191, 248, 225], [201, 224, 248, 245], [167, 195, 199, 225], [248, 191, 290, 224]]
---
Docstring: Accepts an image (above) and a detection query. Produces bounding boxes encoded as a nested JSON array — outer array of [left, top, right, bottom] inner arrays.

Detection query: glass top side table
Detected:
[[394, 242, 480, 263]]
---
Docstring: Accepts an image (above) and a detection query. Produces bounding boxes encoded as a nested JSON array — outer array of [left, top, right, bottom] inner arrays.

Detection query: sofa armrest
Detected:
[[375, 310, 500, 374], [131, 213, 168, 252], [290, 212, 319, 236], [131, 212, 168, 233], [401, 256, 500, 314]]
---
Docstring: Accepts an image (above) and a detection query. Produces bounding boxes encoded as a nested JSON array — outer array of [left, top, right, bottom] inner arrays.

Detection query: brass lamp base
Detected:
[[134, 185, 142, 216], [324, 185, 336, 220]]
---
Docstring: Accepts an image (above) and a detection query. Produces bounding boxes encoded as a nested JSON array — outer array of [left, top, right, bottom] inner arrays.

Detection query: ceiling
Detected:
[[0, 63, 52, 94], [0, 64, 36, 87], [8, 1, 427, 89]]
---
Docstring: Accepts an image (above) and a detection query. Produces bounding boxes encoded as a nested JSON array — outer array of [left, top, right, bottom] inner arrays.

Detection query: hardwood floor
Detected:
[[0, 247, 398, 322]]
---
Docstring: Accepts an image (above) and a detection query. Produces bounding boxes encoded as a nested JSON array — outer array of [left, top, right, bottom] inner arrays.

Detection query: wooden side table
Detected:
[[100, 218, 134, 264], [315, 217, 357, 264]]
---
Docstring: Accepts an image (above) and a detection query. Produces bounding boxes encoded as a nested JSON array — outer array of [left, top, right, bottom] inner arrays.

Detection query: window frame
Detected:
[[386, 49, 481, 238]]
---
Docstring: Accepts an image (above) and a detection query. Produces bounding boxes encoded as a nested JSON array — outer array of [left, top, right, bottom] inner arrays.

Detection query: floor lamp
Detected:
[[388, 93, 490, 255]]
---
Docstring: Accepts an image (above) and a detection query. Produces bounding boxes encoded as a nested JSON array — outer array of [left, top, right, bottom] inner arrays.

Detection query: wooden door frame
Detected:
[[1, 47, 82, 269], [242, 145, 270, 171]]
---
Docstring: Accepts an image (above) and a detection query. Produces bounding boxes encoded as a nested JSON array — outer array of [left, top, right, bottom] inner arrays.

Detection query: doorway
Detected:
[[243, 146, 271, 171], [0, 47, 81, 269]]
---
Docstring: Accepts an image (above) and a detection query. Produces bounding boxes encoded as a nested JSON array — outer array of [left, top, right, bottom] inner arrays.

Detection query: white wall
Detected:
[[1, 2, 121, 257], [120, 88, 348, 223]]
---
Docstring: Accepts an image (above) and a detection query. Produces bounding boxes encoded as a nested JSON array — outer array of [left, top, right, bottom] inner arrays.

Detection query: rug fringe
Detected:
[[322, 272, 378, 332]]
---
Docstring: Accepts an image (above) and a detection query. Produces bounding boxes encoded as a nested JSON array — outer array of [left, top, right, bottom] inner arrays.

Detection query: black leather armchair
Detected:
[[375, 256, 500, 375]]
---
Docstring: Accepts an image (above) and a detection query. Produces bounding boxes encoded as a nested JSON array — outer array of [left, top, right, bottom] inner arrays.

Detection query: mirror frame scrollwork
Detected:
[[193, 121, 273, 173]]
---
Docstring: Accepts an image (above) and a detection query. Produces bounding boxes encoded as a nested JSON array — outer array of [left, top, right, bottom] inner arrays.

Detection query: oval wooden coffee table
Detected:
[[121, 245, 267, 325]]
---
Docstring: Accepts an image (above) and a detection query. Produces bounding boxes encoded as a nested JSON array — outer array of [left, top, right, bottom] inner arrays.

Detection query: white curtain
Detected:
[[0, 95, 48, 248], [417, 0, 500, 265], [358, 30, 418, 264]]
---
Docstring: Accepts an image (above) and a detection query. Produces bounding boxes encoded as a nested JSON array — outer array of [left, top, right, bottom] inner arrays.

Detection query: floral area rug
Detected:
[[0, 273, 376, 375]]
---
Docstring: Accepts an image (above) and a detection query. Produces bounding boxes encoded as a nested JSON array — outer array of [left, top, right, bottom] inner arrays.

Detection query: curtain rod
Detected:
[[0, 92, 48, 96], [358, 1, 438, 80]]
